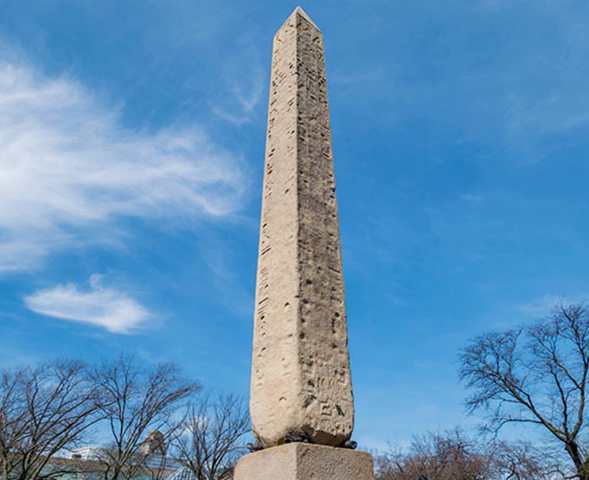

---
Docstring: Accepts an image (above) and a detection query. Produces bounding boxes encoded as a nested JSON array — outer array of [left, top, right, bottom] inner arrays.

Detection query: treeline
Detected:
[[0, 356, 249, 480], [374, 429, 560, 480]]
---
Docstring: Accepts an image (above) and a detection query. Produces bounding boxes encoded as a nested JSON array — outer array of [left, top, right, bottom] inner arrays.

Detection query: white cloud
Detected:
[[0, 52, 247, 272], [24, 275, 150, 334]]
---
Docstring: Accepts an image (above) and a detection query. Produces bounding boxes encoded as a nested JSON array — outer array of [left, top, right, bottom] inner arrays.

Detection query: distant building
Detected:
[[41, 431, 200, 480]]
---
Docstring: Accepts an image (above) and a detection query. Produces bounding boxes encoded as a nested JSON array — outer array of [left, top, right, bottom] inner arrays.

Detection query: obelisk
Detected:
[[236, 7, 373, 480]]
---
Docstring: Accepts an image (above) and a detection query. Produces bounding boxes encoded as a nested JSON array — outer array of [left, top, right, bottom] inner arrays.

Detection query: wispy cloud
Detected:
[[458, 193, 484, 204], [0, 50, 247, 272], [331, 68, 385, 87], [210, 66, 264, 126], [209, 38, 266, 127], [336, 2, 589, 160], [518, 293, 589, 318], [24, 274, 150, 334]]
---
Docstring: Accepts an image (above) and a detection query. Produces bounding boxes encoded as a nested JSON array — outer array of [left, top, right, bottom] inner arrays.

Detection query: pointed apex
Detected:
[[290, 6, 320, 31]]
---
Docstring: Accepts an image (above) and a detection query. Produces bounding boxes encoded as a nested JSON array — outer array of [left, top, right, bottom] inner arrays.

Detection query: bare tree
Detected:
[[489, 441, 558, 480], [171, 394, 250, 480], [374, 430, 491, 480], [374, 430, 551, 480], [460, 303, 589, 479], [91, 356, 199, 480], [0, 360, 100, 480]]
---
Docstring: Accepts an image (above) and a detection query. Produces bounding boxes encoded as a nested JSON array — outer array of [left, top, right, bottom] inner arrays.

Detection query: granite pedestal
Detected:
[[235, 444, 373, 480]]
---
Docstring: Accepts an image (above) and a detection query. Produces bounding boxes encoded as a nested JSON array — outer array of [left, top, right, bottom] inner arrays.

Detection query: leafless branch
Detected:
[[170, 394, 250, 480], [459, 302, 589, 479]]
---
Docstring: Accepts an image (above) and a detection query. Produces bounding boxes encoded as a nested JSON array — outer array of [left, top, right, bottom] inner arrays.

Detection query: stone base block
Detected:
[[234, 443, 374, 480]]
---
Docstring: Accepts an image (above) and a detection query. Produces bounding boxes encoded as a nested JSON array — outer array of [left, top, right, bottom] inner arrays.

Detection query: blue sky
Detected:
[[1, 0, 588, 450]]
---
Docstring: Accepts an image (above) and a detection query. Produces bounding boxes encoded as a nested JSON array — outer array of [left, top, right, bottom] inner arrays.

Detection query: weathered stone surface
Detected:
[[235, 443, 373, 480], [250, 7, 354, 448]]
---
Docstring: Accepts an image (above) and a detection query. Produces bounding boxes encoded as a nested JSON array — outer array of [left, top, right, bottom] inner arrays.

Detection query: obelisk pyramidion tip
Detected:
[[290, 6, 320, 30]]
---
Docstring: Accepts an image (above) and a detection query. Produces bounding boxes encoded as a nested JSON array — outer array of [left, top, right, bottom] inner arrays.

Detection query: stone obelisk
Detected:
[[236, 7, 373, 480]]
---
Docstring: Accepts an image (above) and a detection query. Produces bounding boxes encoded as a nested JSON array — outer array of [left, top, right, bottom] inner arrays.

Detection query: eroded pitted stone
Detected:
[[250, 7, 354, 448]]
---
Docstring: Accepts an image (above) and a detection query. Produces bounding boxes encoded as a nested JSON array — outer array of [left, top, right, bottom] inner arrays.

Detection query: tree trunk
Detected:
[[565, 441, 589, 480], [579, 467, 589, 480]]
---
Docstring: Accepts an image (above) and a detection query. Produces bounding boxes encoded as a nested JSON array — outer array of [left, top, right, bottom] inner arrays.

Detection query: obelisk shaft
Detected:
[[251, 7, 354, 448]]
